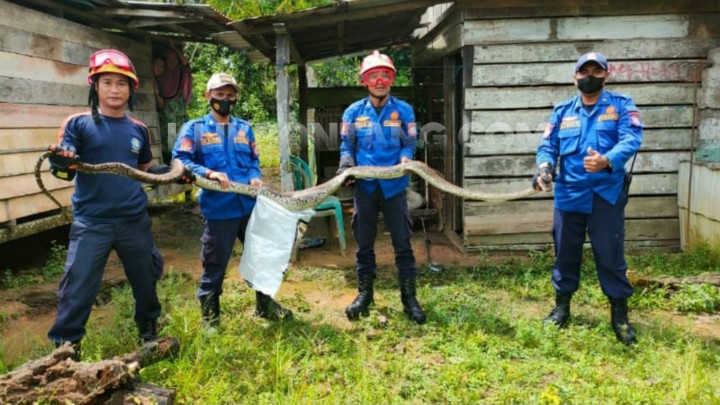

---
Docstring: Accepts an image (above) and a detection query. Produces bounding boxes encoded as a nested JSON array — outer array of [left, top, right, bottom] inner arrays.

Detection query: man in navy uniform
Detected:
[[47, 49, 175, 357], [534, 52, 643, 344], [173, 73, 293, 331], [338, 51, 425, 324]]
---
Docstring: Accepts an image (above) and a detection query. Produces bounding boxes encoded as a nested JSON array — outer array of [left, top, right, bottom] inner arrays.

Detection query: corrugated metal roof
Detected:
[[9, 0, 262, 58], [229, 0, 449, 63]]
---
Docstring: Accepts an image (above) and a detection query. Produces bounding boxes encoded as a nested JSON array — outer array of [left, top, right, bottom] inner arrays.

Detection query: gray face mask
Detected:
[[577, 75, 605, 94]]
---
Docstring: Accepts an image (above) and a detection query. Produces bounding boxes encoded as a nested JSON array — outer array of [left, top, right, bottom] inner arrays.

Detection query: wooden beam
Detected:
[[336, 20, 345, 54], [336, 1, 347, 54], [287, 32, 304, 66], [298, 65, 309, 163], [231, 0, 437, 35], [465, 83, 695, 110], [306, 86, 413, 108], [18, 0, 149, 43], [231, 20, 274, 50], [127, 18, 190, 29], [274, 23, 293, 191], [0, 213, 71, 244], [99, 8, 188, 19]]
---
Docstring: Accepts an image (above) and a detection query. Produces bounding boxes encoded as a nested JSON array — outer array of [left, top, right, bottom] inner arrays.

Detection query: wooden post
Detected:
[[299, 64, 309, 163], [274, 23, 293, 191], [457, 46, 474, 233], [443, 55, 456, 234]]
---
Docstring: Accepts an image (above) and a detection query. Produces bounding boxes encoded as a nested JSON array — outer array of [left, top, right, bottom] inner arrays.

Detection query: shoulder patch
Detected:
[[128, 116, 148, 128], [58, 112, 91, 141]]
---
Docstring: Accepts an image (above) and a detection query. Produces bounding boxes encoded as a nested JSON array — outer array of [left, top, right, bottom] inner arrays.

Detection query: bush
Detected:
[[670, 283, 720, 313], [42, 240, 66, 281]]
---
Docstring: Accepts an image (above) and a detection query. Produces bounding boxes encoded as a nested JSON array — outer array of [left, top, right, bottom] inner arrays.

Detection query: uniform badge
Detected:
[[179, 137, 193, 152], [629, 111, 643, 127], [250, 141, 260, 157], [235, 130, 249, 144], [390, 111, 399, 120], [605, 106, 616, 114], [355, 116, 371, 128], [201, 132, 221, 146], [341, 122, 349, 136], [130, 137, 141, 154], [408, 122, 417, 138], [543, 123, 554, 138]]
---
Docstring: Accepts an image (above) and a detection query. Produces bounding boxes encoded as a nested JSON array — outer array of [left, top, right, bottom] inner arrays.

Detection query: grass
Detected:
[[4, 248, 718, 404], [1, 240, 67, 290]]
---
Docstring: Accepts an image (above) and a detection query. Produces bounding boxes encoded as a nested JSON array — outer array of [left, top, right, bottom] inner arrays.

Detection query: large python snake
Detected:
[[36, 152, 538, 212]]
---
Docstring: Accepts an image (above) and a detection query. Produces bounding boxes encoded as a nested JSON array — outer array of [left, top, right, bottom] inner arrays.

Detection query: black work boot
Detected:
[[255, 291, 293, 321], [609, 297, 637, 345], [200, 294, 220, 330], [345, 272, 375, 320], [137, 318, 158, 344], [55, 340, 82, 362], [400, 276, 426, 324], [544, 290, 572, 328]]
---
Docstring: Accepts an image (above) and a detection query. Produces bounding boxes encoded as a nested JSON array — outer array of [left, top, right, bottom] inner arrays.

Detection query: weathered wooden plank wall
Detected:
[[455, 1, 720, 251], [0, 0, 160, 227]]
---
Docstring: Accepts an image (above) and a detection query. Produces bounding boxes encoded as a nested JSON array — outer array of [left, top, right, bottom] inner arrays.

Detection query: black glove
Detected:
[[180, 167, 196, 184], [337, 157, 356, 186], [147, 164, 171, 175], [48, 144, 80, 181], [148, 164, 196, 184], [532, 162, 555, 191]]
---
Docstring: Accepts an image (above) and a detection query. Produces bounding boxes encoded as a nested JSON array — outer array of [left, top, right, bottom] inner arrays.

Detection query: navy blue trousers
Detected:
[[48, 214, 162, 344], [198, 216, 250, 299], [552, 192, 633, 299], [352, 186, 416, 279]]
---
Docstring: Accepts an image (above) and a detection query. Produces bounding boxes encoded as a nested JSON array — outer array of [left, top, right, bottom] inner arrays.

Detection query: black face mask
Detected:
[[577, 75, 605, 94], [210, 98, 236, 116]]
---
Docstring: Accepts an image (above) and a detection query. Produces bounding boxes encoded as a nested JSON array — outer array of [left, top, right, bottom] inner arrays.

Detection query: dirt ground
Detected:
[[0, 202, 479, 364], [2, 201, 719, 365]]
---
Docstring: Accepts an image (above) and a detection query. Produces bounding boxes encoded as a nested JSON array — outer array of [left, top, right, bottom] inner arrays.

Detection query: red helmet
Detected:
[[87, 49, 139, 90]]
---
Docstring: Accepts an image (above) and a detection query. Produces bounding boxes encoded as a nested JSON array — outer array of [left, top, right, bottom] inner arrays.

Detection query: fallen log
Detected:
[[0, 337, 179, 405], [628, 272, 720, 290]]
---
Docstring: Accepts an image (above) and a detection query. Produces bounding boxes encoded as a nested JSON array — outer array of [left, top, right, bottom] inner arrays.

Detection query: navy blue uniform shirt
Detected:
[[59, 113, 152, 222]]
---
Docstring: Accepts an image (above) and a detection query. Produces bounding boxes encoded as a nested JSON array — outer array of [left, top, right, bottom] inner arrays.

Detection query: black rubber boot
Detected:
[[400, 276, 426, 324], [55, 340, 82, 362], [345, 272, 375, 320], [255, 291, 293, 321], [609, 297, 637, 345], [137, 318, 158, 344], [544, 290, 572, 328], [200, 294, 220, 329]]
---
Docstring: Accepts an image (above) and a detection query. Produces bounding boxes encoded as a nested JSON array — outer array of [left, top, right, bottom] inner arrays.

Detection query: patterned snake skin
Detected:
[[36, 152, 538, 212]]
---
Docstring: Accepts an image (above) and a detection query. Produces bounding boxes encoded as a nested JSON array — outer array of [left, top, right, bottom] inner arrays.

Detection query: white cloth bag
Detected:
[[239, 195, 314, 297]]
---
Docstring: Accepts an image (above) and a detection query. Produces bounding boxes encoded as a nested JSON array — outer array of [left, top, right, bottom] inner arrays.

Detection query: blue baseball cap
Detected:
[[575, 52, 609, 72]]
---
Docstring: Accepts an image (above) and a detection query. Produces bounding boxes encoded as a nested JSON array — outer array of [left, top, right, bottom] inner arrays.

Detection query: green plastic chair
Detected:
[[288, 156, 347, 253]]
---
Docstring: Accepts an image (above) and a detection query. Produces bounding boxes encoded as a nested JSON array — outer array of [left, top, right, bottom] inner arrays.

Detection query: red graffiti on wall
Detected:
[[607, 61, 688, 81]]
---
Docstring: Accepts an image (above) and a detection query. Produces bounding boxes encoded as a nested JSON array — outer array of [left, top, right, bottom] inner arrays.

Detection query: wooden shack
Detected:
[[0, 0, 254, 243], [412, 0, 720, 252]]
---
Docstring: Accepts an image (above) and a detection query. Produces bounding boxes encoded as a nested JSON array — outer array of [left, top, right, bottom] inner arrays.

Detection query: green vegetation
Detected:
[[42, 240, 66, 280], [3, 247, 718, 404], [207, 0, 334, 20], [628, 244, 720, 277], [1, 241, 67, 290], [2, 269, 39, 290]]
